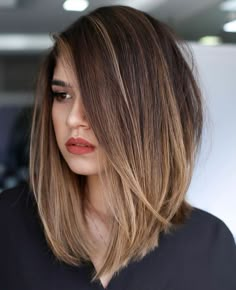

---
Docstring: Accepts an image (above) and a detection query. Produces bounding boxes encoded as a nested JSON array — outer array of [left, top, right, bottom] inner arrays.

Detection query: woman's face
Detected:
[[51, 58, 106, 176]]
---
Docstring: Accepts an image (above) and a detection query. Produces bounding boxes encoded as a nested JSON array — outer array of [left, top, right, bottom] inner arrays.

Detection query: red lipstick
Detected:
[[65, 137, 95, 155]]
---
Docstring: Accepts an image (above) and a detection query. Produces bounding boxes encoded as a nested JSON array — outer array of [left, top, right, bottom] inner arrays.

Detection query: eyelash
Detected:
[[51, 91, 72, 102]]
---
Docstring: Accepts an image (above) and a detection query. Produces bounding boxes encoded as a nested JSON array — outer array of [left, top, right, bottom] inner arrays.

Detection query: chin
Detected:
[[59, 149, 105, 176], [66, 161, 99, 176]]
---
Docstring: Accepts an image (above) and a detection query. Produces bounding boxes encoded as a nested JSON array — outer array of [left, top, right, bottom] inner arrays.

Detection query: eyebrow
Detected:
[[51, 79, 72, 88]]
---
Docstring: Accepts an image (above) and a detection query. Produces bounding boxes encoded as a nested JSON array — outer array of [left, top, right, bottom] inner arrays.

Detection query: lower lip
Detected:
[[66, 145, 95, 155]]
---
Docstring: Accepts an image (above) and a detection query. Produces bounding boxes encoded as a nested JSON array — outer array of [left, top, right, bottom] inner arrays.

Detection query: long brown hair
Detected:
[[29, 5, 204, 282]]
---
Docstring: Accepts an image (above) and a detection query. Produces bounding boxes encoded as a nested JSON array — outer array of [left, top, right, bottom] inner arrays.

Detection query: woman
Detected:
[[0, 5, 235, 290]]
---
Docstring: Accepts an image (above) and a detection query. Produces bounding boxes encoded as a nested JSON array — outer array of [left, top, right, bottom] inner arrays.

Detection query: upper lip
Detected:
[[65, 137, 95, 147]]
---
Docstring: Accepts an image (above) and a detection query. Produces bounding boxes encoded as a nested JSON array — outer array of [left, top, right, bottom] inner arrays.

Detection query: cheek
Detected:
[[51, 104, 64, 139], [51, 105, 58, 132]]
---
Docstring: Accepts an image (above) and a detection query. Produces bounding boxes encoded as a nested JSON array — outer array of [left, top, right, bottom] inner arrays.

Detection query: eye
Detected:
[[52, 91, 72, 102]]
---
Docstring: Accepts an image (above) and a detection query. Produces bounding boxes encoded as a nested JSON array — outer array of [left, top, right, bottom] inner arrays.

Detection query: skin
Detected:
[[51, 58, 113, 288], [51, 58, 108, 215]]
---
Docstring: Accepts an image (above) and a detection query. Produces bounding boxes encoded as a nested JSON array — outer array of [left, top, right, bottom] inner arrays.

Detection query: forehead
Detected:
[[52, 57, 78, 88]]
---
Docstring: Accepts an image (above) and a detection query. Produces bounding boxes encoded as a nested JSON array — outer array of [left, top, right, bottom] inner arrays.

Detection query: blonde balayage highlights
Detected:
[[29, 5, 204, 282]]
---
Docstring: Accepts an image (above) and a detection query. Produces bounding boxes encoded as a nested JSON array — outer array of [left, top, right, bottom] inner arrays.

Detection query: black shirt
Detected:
[[0, 184, 236, 290]]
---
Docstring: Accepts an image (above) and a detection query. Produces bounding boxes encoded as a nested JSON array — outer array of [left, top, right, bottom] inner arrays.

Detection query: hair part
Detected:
[[29, 5, 204, 282]]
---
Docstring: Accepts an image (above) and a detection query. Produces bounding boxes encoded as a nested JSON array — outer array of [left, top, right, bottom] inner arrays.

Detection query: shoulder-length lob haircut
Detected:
[[29, 5, 204, 282]]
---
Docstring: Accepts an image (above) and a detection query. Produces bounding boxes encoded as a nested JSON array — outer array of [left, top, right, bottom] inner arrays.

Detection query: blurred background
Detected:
[[0, 0, 235, 240]]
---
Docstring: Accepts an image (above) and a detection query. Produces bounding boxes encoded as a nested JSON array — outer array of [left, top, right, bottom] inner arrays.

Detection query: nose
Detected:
[[66, 99, 90, 129]]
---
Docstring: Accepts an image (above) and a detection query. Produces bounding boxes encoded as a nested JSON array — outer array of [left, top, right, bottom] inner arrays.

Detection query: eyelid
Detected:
[[52, 91, 72, 96], [51, 84, 74, 93], [51, 91, 73, 101]]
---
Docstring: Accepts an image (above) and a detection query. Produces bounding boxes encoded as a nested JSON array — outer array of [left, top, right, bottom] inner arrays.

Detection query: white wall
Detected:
[[186, 43, 236, 240]]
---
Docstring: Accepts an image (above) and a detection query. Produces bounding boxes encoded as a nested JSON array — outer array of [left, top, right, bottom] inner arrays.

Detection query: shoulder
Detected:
[[0, 182, 32, 206], [166, 207, 235, 243], [161, 207, 236, 289], [187, 207, 235, 246], [0, 183, 36, 223], [186, 207, 234, 238], [167, 207, 236, 257], [190, 207, 236, 258], [0, 183, 29, 201]]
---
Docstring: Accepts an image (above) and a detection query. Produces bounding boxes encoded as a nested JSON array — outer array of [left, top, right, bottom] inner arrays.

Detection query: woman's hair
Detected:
[[29, 5, 204, 281]]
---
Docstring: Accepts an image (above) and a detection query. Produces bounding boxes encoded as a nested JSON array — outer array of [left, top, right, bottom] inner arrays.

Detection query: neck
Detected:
[[84, 175, 112, 249], [85, 174, 110, 218]]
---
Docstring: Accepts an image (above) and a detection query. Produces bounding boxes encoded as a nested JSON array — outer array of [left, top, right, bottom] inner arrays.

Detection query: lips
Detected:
[[65, 137, 95, 147]]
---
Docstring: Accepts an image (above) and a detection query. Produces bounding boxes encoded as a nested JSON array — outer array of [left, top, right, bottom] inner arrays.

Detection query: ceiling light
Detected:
[[223, 19, 236, 32], [0, 0, 18, 8], [0, 34, 53, 51], [63, 0, 89, 12], [199, 36, 222, 45], [220, 0, 236, 11], [122, 0, 166, 11]]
